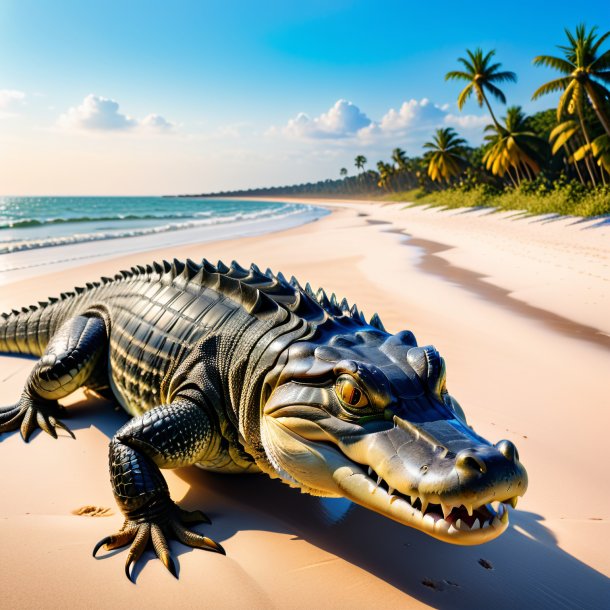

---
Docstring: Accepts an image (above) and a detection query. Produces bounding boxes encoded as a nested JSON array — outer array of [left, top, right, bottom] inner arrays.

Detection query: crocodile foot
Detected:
[[93, 505, 225, 581], [0, 396, 74, 442]]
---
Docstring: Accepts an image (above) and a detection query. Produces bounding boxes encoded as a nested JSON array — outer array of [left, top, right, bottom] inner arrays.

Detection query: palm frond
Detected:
[[556, 80, 577, 120], [531, 76, 571, 99], [490, 70, 517, 83], [485, 82, 507, 104], [457, 57, 475, 74], [591, 30, 610, 57], [533, 55, 573, 73], [457, 83, 473, 110], [445, 70, 473, 82]]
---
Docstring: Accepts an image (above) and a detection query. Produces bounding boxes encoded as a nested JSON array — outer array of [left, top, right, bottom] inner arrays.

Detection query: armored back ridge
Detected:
[[0, 257, 527, 581]]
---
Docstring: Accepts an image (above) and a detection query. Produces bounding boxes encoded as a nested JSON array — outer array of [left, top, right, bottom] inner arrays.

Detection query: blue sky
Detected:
[[1, 0, 609, 194]]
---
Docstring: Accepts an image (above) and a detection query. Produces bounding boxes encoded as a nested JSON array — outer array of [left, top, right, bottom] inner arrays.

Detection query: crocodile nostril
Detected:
[[456, 450, 487, 474], [496, 439, 519, 462]]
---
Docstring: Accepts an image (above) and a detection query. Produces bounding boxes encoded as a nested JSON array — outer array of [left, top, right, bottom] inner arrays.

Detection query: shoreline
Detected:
[[0, 203, 328, 285], [1, 198, 608, 608]]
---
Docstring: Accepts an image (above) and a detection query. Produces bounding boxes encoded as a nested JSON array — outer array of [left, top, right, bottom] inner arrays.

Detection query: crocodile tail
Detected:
[[0, 300, 58, 357]]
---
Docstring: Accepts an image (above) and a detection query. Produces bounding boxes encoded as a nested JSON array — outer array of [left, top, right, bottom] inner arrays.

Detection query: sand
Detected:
[[1, 200, 608, 609]]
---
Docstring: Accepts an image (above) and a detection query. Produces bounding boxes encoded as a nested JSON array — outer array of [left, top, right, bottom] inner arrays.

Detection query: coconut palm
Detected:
[[549, 119, 595, 184], [354, 155, 367, 172], [391, 148, 408, 171], [423, 127, 468, 183], [446, 48, 517, 129], [483, 106, 545, 185], [533, 24, 610, 136], [376, 161, 395, 191], [551, 121, 610, 180], [340, 167, 348, 178]]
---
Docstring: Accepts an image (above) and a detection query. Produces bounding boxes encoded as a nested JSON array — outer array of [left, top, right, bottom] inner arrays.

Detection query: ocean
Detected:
[[0, 197, 328, 283], [0, 196, 323, 254]]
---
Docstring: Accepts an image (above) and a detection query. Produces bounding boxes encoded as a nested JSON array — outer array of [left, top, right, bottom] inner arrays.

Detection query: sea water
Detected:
[[0, 196, 322, 254]]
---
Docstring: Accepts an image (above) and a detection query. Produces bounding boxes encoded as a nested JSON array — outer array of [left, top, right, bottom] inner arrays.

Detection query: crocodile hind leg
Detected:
[[93, 399, 225, 581], [0, 315, 107, 441]]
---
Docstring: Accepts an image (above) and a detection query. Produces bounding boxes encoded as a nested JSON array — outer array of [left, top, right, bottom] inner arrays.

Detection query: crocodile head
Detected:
[[260, 328, 527, 545]]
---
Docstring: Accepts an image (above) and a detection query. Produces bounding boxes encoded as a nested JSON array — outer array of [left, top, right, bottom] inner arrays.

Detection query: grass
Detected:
[[381, 184, 610, 218]]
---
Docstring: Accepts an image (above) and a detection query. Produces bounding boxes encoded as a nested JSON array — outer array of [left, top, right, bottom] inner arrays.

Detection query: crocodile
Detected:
[[0, 257, 527, 581]]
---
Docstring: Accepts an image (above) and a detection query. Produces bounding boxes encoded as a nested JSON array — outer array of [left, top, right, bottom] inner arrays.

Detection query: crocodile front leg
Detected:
[[0, 315, 106, 441], [94, 399, 225, 581]]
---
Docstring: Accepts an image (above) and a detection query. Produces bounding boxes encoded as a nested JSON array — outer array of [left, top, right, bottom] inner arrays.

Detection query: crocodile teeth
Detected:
[[376, 475, 382, 487], [447, 524, 459, 535], [471, 518, 481, 530], [492, 501, 501, 513], [455, 519, 467, 531], [466, 504, 474, 517], [420, 496, 429, 514], [492, 517, 502, 529], [387, 486, 395, 496], [368, 466, 373, 477], [500, 508, 509, 524], [441, 502, 452, 519], [389, 494, 400, 504], [509, 496, 518, 509], [435, 520, 450, 535], [423, 514, 436, 529]]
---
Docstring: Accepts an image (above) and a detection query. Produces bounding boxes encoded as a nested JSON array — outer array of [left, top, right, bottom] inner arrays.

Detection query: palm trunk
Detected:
[[585, 83, 610, 137], [505, 166, 518, 188], [576, 105, 598, 186], [481, 93, 502, 131], [565, 141, 586, 184]]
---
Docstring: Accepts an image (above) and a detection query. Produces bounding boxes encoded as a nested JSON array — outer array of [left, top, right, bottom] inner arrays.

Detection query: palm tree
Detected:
[[354, 155, 367, 172], [340, 167, 348, 179], [483, 106, 545, 185], [533, 24, 610, 136], [446, 48, 517, 129], [549, 119, 588, 183], [376, 161, 395, 191], [423, 127, 468, 183], [391, 147, 408, 171], [551, 121, 609, 181]]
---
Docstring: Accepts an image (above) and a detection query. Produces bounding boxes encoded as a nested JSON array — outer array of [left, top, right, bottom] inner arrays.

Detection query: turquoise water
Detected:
[[0, 197, 318, 254]]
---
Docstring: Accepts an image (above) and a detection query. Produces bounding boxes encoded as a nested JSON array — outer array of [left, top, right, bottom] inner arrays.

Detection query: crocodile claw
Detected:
[[0, 398, 74, 442], [93, 505, 224, 582]]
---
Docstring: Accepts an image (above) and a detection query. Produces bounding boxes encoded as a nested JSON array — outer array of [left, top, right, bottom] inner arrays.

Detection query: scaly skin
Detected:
[[0, 257, 528, 581]]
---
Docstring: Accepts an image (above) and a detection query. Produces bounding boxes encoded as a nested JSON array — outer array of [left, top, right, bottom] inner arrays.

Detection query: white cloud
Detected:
[[141, 113, 174, 131], [58, 94, 173, 133], [0, 89, 26, 118], [0, 89, 26, 109], [281, 99, 372, 139], [444, 113, 490, 129], [273, 98, 488, 148]]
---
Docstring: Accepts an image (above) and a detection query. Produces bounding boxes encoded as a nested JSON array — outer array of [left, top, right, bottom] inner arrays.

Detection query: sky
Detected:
[[1, 0, 609, 195]]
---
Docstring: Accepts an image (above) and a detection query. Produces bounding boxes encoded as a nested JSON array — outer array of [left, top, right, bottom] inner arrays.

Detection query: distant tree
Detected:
[[391, 147, 408, 170], [446, 48, 516, 129], [354, 155, 367, 172], [376, 161, 395, 191], [340, 167, 348, 178], [483, 106, 546, 185], [423, 127, 468, 183]]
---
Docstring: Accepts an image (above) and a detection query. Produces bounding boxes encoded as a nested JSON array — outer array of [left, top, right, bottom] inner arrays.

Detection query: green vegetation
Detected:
[[188, 23, 609, 217], [353, 23, 610, 217]]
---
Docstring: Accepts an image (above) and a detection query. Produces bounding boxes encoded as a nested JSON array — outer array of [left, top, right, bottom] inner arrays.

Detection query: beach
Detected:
[[1, 199, 608, 609]]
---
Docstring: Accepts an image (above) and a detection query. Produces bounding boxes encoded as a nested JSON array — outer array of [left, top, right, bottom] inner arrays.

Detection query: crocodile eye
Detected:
[[335, 375, 369, 408]]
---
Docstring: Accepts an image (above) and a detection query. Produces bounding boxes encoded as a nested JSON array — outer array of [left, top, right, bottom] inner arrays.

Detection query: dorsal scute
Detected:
[[228, 260, 249, 278]]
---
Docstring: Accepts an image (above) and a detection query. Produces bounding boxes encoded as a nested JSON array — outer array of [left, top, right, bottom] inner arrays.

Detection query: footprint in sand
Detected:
[[72, 505, 114, 517]]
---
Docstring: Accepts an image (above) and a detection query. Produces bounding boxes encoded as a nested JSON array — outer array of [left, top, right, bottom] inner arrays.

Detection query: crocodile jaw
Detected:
[[333, 464, 510, 545]]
